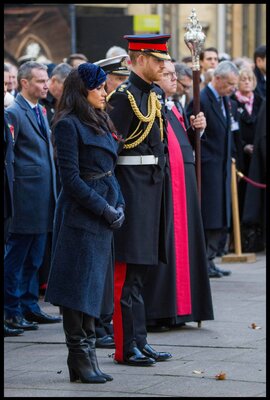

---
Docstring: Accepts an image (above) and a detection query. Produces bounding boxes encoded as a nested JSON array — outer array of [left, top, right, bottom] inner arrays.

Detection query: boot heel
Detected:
[[68, 366, 79, 382]]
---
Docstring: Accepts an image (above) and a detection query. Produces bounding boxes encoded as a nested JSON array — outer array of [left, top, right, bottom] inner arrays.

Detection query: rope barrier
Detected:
[[236, 169, 266, 189]]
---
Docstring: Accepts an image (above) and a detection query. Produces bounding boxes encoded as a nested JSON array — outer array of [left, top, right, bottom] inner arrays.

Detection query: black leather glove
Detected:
[[110, 205, 125, 230], [103, 204, 119, 225]]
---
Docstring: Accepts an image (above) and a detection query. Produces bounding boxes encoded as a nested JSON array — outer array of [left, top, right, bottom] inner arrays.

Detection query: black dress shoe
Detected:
[[4, 322, 24, 337], [141, 343, 172, 361], [208, 266, 223, 278], [214, 265, 232, 276], [24, 310, 62, 324], [117, 346, 156, 366], [147, 325, 170, 332], [5, 316, 39, 331], [96, 335, 115, 348]]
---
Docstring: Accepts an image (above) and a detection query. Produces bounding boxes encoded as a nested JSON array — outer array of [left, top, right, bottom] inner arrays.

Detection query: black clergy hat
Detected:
[[94, 55, 130, 76], [124, 34, 171, 61]]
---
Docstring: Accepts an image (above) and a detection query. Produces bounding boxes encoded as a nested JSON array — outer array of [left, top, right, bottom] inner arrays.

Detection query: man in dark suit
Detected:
[[4, 61, 61, 331], [4, 64, 24, 337], [39, 62, 72, 126], [253, 45, 266, 100], [6, 63, 19, 98], [187, 61, 240, 278]]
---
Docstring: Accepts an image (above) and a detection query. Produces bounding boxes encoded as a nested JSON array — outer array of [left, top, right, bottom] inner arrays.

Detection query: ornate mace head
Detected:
[[184, 8, 206, 71]]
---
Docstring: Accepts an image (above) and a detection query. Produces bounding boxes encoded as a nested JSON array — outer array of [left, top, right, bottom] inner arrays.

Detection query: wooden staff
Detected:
[[231, 158, 242, 255], [184, 8, 205, 203]]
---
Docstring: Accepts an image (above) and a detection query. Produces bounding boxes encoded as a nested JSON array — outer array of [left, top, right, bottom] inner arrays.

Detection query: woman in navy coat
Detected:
[[45, 63, 125, 384]]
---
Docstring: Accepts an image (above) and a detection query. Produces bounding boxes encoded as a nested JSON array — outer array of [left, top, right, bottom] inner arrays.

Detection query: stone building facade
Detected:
[[4, 4, 266, 66]]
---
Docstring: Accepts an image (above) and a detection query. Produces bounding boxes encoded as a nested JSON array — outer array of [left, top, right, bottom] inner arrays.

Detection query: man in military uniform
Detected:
[[95, 55, 130, 96], [107, 34, 173, 366]]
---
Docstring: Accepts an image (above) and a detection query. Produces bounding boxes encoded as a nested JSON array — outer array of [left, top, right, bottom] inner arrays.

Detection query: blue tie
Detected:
[[33, 105, 45, 132], [33, 105, 47, 139]]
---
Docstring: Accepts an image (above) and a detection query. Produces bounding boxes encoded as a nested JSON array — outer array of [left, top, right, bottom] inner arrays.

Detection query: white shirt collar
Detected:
[[21, 95, 38, 109]]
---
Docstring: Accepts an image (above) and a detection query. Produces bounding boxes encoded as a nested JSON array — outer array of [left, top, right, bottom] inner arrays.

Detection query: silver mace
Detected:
[[184, 8, 206, 203]]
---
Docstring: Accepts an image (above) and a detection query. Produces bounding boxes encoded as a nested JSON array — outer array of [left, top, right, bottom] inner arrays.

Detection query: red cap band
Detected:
[[128, 42, 168, 52]]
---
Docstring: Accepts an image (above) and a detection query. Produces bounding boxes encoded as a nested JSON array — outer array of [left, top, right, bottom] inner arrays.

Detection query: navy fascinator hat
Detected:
[[78, 62, 106, 90]]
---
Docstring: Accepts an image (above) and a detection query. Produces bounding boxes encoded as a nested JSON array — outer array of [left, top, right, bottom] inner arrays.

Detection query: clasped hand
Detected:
[[103, 204, 125, 230]]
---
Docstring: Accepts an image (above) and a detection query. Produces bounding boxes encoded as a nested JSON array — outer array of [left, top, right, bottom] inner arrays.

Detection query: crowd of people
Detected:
[[4, 35, 266, 385]]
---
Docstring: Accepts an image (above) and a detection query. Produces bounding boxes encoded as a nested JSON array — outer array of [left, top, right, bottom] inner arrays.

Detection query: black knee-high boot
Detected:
[[62, 307, 106, 384], [83, 313, 113, 382]]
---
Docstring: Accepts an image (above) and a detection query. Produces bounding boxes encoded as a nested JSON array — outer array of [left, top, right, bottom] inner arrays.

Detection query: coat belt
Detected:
[[117, 155, 159, 165], [81, 170, 112, 180]]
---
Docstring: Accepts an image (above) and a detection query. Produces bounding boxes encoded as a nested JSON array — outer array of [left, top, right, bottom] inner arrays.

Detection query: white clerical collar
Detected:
[[165, 99, 175, 110]]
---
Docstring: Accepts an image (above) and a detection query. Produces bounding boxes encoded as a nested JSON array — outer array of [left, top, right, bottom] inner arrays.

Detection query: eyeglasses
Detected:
[[163, 72, 177, 80], [177, 80, 192, 91]]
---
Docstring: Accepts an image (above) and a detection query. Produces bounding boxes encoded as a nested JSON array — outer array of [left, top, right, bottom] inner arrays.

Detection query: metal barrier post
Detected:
[[222, 158, 256, 263]]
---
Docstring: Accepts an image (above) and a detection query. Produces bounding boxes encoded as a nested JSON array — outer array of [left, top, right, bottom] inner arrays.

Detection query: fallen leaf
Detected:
[[57, 370, 62, 374], [192, 370, 204, 374], [215, 372, 227, 380], [249, 323, 262, 330]]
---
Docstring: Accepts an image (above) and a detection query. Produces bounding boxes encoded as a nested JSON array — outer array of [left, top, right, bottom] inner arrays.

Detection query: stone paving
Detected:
[[4, 251, 266, 397]]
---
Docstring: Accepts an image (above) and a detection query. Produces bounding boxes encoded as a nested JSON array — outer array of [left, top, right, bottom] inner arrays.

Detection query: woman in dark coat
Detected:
[[45, 63, 125, 384], [230, 66, 263, 219]]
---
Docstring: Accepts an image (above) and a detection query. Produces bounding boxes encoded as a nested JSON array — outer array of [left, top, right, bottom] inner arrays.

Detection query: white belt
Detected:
[[117, 155, 159, 165]]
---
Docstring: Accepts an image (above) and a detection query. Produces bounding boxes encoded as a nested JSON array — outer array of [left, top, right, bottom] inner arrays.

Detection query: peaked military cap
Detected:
[[124, 34, 171, 61], [94, 55, 130, 76]]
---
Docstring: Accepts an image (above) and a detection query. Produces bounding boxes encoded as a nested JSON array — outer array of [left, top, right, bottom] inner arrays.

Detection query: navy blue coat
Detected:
[[187, 86, 239, 229], [6, 93, 57, 234], [45, 115, 125, 317]]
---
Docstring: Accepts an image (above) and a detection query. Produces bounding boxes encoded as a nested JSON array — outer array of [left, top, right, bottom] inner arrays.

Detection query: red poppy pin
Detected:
[[112, 132, 124, 142], [41, 106, 47, 116], [8, 124, 15, 141]]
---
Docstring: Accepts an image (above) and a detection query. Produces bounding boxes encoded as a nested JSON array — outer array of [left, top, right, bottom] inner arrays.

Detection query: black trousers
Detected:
[[4, 217, 11, 244], [205, 228, 227, 267], [113, 263, 151, 362], [95, 251, 114, 338]]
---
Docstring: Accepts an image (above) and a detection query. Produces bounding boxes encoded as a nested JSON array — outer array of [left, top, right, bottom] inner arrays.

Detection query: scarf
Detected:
[[235, 90, 254, 115]]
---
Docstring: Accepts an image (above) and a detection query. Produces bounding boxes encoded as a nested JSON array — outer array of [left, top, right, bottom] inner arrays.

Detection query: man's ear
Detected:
[[137, 54, 146, 67], [20, 78, 29, 89]]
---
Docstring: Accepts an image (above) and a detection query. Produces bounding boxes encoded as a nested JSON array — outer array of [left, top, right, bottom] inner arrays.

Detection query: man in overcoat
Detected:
[[108, 34, 173, 366], [4, 64, 24, 337], [186, 61, 240, 278], [4, 61, 61, 330]]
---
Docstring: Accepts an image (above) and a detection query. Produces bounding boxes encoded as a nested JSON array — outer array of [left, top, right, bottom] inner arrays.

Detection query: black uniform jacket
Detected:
[[108, 71, 168, 265]]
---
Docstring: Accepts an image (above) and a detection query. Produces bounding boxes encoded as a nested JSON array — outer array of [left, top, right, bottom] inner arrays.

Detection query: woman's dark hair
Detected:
[[52, 68, 115, 135]]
